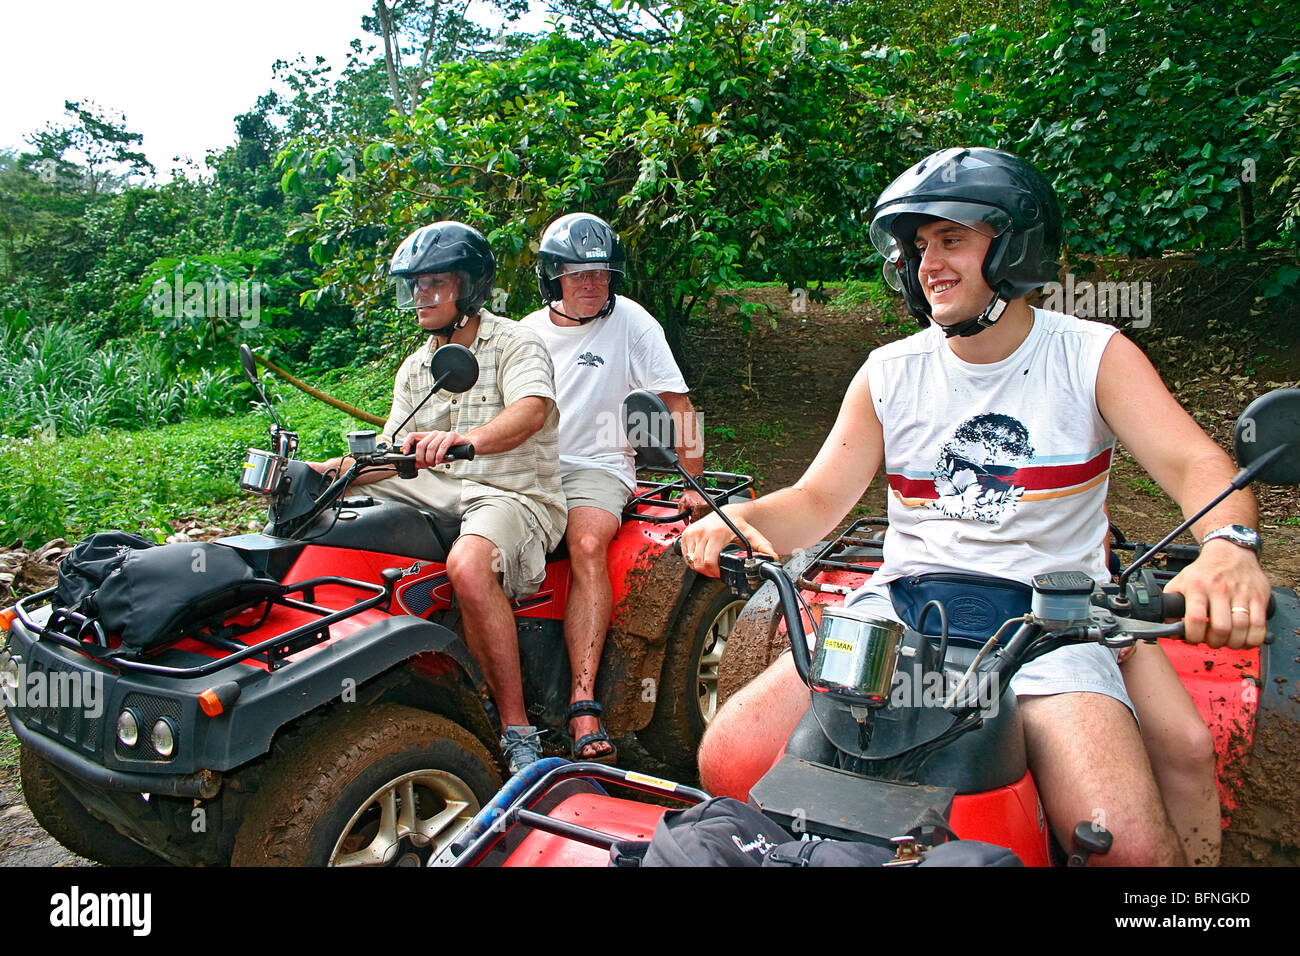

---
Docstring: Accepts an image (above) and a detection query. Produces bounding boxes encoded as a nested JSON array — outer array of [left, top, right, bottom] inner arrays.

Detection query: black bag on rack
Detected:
[[59, 534, 281, 653], [55, 531, 157, 612]]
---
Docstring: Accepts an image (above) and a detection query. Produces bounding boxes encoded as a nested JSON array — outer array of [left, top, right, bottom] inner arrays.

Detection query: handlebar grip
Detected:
[[443, 443, 475, 462], [1161, 592, 1185, 620], [1161, 591, 1276, 621]]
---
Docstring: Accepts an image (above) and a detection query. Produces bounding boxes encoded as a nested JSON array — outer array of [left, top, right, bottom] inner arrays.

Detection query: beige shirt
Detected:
[[379, 310, 566, 549]]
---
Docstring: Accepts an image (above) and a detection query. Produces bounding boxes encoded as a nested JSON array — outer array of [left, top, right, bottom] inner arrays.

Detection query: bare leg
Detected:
[[563, 507, 620, 757], [698, 653, 809, 799], [1020, 691, 1185, 866], [446, 534, 528, 730], [1122, 641, 1220, 865]]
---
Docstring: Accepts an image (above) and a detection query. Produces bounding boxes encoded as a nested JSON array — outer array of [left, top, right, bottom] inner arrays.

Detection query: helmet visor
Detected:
[[869, 201, 1012, 259], [541, 259, 625, 283], [393, 272, 461, 311]]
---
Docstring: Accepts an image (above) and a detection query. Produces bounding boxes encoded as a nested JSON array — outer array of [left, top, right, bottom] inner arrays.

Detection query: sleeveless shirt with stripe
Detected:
[[864, 308, 1119, 588]]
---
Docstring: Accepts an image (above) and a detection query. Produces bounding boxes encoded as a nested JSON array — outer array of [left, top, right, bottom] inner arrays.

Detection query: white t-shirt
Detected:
[[520, 295, 689, 489], [865, 308, 1119, 587]]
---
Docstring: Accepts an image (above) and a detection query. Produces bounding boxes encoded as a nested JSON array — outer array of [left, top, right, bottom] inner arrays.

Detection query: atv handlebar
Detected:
[[721, 548, 1277, 698], [384, 443, 476, 478]]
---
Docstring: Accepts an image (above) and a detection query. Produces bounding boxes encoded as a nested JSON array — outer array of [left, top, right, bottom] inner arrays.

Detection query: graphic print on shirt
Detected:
[[932, 413, 1034, 522], [886, 413, 1116, 524], [577, 351, 605, 367]]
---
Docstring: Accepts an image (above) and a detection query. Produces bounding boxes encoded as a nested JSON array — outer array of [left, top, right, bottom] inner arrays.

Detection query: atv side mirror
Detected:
[[239, 344, 260, 387], [1234, 388, 1300, 486], [622, 389, 680, 469], [239, 344, 283, 430], [431, 344, 479, 394]]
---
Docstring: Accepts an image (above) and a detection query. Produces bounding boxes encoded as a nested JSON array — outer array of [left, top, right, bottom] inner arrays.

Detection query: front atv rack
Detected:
[[624, 468, 753, 524], [796, 517, 888, 594], [12, 576, 388, 678]]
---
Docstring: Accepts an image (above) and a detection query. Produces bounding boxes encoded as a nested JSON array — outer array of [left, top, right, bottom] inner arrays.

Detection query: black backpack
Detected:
[[55, 532, 282, 653], [639, 798, 1022, 867], [55, 531, 157, 613]]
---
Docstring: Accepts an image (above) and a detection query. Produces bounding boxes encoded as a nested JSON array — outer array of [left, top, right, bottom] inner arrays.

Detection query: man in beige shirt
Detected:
[[312, 221, 565, 773]]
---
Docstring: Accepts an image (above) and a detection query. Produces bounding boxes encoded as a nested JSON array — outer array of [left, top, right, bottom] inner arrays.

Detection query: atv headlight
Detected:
[[117, 709, 140, 748], [150, 718, 176, 758]]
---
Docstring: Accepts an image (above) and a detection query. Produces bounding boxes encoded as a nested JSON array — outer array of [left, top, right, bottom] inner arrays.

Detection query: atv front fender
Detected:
[[716, 547, 823, 707], [1223, 585, 1300, 859], [219, 615, 480, 768], [596, 544, 697, 735]]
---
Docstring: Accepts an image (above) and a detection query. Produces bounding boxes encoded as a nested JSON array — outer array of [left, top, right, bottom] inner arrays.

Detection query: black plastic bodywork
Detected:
[[4, 608, 476, 794]]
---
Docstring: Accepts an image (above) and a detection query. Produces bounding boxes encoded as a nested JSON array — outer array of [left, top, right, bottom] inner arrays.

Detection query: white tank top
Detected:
[[865, 309, 1119, 587]]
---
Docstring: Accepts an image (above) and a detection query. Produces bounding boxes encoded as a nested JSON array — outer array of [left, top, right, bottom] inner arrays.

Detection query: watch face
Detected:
[[1206, 525, 1261, 552]]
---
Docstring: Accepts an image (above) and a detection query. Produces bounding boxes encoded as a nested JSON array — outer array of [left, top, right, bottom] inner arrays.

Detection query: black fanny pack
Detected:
[[889, 572, 1033, 647]]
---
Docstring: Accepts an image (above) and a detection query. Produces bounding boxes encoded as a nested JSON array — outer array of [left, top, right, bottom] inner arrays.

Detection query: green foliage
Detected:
[[0, 360, 394, 547], [944, 0, 1298, 258], [831, 278, 897, 317], [0, 309, 246, 437], [25, 99, 155, 197], [285, 0, 923, 360]]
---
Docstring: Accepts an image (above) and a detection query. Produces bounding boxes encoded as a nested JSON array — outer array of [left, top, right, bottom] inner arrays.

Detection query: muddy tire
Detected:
[[19, 747, 165, 866], [640, 579, 746, 770], [230, 704, 500, 867]]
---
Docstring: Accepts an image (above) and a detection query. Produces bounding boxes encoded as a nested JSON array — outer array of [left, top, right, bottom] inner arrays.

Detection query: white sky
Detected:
[[0, 0, 551, 179]]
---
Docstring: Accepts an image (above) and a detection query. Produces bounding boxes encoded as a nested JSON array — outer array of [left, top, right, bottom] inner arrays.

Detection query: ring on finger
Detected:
[[1230, 606, 1250, 615]]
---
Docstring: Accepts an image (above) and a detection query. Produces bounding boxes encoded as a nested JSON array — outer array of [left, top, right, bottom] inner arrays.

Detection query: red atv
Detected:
[[0, 346, 750, 866], [438, 387, 1300, 867]]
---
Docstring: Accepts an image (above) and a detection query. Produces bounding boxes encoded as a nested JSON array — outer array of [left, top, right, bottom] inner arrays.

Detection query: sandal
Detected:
[[567, 700, 618, 765]]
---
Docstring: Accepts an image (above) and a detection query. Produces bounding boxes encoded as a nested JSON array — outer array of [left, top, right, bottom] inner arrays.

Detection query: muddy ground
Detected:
[[1, 288, 1297, 866]]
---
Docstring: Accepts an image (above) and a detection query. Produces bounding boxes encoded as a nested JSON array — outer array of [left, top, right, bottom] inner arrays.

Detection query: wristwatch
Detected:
[[1200, 524, 1262, 556]]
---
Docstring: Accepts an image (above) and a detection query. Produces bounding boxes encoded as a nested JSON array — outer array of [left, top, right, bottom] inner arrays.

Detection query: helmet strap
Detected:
[[548, 292, 616, 325], [939, 292, 1009, 339], [427, 313, 471, 339]]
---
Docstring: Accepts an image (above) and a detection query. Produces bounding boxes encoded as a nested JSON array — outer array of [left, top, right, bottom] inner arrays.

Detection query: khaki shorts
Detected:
[[458, 496, 549, 601], [562, 468, 632, 521], [368, 473, 548, 601]]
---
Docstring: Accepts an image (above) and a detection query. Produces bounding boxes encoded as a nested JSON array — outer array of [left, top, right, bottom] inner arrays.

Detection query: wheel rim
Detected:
[[696, 599, 745, 726], [329, 769, 480, 867]]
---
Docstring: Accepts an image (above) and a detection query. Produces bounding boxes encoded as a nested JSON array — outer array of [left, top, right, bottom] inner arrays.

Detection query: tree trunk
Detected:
[[1238, 181, 1256, 252], [376, 0, 408, 117], [255, 354, 385, 426]]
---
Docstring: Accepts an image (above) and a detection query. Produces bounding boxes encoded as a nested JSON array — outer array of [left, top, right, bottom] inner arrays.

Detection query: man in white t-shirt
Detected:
[[521, 213, 707, 762], [682, 149, 1272, 865]]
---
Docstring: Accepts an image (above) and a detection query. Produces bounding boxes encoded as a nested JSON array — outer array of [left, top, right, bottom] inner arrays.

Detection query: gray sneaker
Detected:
[[500, 725, 545, 775]]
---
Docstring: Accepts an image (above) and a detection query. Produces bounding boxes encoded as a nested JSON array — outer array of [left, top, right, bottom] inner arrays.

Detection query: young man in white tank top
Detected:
[[682, 148, 1271, 866]]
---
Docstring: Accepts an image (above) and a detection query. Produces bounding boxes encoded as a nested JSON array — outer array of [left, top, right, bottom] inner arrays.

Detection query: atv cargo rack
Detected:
[[796, 517, 889, 594], [12, 575, 389, 678], [624, 468, 753, 524], [447, 760, 709, 867]]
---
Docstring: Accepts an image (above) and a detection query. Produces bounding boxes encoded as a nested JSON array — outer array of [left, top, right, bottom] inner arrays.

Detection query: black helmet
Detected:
[[535, 213, 626, 321], [390, 221, 496, 319], [870, 147, 1061, 328]]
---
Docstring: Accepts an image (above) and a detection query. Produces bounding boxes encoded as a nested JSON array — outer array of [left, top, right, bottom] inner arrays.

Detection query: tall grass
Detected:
[[0, 358, 396, 547], [0, 312, 241, 437]]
